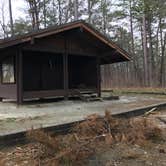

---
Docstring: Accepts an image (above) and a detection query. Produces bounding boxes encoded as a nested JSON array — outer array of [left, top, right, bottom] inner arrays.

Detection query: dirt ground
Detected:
[[87, 110, 166, 166], [0, 110, 166, 166], [87, 141, 166, 166], [0, 93, 166, 135]]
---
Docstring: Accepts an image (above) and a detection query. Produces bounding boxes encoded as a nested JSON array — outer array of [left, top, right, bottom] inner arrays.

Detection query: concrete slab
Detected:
[[0, 94, 166, 135]]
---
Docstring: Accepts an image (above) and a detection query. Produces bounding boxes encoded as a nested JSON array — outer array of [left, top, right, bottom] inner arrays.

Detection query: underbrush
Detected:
[[24, 111, 165, 166]]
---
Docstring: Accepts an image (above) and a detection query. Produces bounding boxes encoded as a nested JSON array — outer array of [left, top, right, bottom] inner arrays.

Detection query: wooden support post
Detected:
[[0, 66, 3, 102], [97, 57, 101, 97], [63, 39, 69, 100], [16, 49, 23, 105], [63, 53, 69, 100]]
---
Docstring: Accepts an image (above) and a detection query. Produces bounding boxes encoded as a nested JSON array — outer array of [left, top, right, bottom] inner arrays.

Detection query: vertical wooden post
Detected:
[[97, 56, 101, 97], [16, 49, 23, 105], [63, 39, 69, 100], [0, 63, 3, 102]]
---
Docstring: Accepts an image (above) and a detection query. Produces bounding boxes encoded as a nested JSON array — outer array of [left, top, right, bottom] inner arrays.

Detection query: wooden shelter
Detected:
[[0, 20, 130, 104]]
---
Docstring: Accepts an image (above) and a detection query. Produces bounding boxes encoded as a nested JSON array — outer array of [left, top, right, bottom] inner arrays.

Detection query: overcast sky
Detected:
[[12, 0, 27, 19], [0, 0, 27, 21]]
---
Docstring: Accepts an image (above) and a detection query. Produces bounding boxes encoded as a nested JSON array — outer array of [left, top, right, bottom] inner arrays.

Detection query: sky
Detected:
[[0, 0, 27, 21], [12, 0, 27, 19]]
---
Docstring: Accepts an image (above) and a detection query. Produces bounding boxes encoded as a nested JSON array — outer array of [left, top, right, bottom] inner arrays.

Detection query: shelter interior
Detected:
[[22, 51, 97, 91]]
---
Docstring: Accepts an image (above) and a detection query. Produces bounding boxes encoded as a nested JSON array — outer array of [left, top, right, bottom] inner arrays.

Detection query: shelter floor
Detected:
[[0, 93, 166, 135]]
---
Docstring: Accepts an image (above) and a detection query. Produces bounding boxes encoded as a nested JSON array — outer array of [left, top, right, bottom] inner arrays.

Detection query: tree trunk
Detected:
[[159, 18, 166, 87], [129, 0, 138, 85], [142, 13, 148, 86], [74, 0, 78, 21], [147, 18, 153, 86], [0, 2, 8, 38], [27, 0, 37, 30], [57, 0, 62, 24], [9, 0, 14, 36], [64, 0, 72, 23], [43, 0, 47, 28], [87, 0, 92, 23], [34, 0, 40, 29]]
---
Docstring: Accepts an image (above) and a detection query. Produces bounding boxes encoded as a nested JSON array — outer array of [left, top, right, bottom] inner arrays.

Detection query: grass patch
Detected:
[[5, 118, 17, 122], [111, 88, 166, 95]]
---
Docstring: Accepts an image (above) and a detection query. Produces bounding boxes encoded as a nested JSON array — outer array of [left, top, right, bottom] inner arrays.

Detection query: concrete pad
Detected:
[[0, 94, 166, 135]]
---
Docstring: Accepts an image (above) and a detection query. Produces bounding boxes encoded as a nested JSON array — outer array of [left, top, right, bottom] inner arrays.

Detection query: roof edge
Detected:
[[0, 20, 131, 61]]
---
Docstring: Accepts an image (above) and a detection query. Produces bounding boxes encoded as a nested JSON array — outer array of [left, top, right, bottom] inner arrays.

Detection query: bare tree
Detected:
[[57, 0, 62, 24], [142, 13, 148, 86], [0, 1, 8, 38], [43, 0, 47, 28], [26, 0, 41, 30], [159, 18, 166, 87], [8, 0, 14, 36], [74, 0, 78, 20]]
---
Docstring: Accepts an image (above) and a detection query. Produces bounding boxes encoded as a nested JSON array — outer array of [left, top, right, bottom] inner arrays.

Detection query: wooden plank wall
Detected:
[[0, 49, 17, 100]]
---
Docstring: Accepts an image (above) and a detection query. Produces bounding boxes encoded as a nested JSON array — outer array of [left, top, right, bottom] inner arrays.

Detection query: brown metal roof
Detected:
[[0, 20, 131, 61]]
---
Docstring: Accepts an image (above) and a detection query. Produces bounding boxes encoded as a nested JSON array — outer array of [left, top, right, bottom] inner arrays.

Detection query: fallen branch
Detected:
[[144, 107, 157, 116]]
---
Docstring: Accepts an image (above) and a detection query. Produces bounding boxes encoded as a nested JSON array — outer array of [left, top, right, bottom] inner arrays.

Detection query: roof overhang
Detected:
[[0, 20, 131, 64]]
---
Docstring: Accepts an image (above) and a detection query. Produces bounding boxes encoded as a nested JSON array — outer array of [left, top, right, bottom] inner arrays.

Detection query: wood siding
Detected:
[[0, 50, 17, 100], [22, 31, 98, 57], [0, 84, 17, 99]]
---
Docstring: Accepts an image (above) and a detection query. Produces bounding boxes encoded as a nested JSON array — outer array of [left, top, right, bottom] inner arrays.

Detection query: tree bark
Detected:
[[159, 18, 166, 87], [34, 0, 40, 29], [87, 0, 92, 23], [74, 0, 78, 21], [147, 18, 153, 86], [0, 2, 8, 38], [43, 0, 47, 28], [142, 13, 148, 86], [9, 0, 14, 36], [57, 0, 62, 24]]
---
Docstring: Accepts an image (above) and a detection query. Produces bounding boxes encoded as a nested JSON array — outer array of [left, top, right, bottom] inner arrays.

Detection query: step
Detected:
[[103, 96, 119, 100], [86, 97, 103, 102]]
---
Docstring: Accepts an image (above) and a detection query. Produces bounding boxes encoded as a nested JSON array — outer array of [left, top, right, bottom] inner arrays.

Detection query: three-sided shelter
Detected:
[[0, 21, 130, 104]]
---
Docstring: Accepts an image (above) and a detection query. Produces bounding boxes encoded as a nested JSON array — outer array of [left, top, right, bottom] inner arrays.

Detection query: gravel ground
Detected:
[[0, 94, 166, 135]]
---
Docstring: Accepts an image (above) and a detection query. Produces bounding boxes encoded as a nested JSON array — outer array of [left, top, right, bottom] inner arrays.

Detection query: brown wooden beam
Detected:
[[22, 47, 97, 57], [81, 24, 131, 61], [97, 56, 101, 97], [63, 39, 69, 100], [23, 90, 66, 99], [16, 49, 23, 105]]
